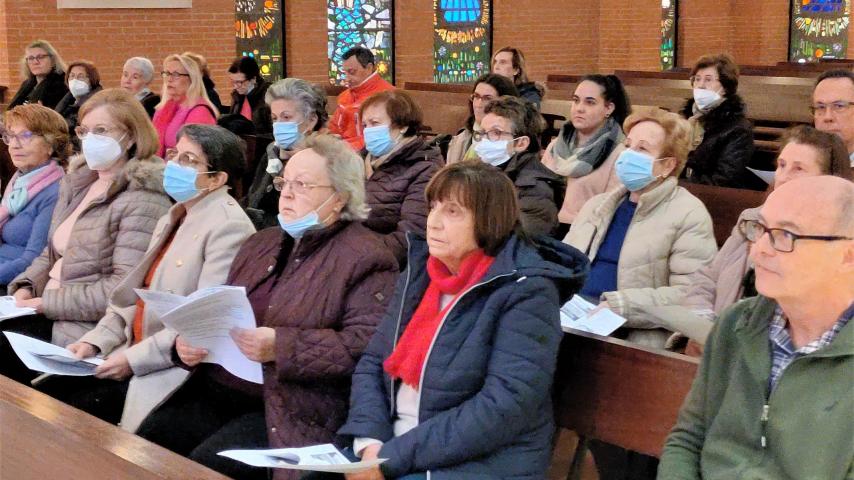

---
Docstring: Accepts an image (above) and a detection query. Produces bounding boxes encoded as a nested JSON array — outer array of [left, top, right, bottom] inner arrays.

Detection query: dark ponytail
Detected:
[[581, 74, 632, 126]]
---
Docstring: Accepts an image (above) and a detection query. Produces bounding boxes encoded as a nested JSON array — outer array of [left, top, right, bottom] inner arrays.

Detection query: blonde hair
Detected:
[[155, 54, 218, 115], [79, 88, 161, 160], [19, 39, 66, 80], [623, 108, 692, 177]]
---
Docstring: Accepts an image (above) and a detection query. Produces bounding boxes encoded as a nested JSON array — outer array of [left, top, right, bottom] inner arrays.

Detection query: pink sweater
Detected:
[[152, 98, 217, 157]]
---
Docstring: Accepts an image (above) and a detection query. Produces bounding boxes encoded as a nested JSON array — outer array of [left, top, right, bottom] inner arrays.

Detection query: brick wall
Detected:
[[1, 0, 234, 107], [3, 0, 854, 108]]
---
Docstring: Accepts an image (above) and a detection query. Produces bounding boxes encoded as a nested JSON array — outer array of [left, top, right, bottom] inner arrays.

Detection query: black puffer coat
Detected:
[[681, 95, 754, 189]]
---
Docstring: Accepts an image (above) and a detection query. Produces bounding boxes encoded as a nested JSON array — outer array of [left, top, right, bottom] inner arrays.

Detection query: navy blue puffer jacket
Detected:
[[339, 232, 589, 479]]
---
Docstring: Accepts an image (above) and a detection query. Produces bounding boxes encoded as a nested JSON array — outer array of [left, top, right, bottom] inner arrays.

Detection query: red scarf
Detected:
[[384, 250, 495, 389]]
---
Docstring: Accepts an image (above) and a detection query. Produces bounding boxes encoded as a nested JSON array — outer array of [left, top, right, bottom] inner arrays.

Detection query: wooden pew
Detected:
[[0, 84, 7, 105], [679, 180, 768, 247], [553, 330, 699, 479], [0, 374, 232, 480]]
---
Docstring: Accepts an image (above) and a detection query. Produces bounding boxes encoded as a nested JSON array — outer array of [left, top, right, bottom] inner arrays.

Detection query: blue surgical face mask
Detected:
[[474, 138, 513, 167], [363, 125, 397, 157], [273, 121, 303, 149], [163, 161, 214, 203], [277, 193, 336, 239], [615, 149, 663, 192]]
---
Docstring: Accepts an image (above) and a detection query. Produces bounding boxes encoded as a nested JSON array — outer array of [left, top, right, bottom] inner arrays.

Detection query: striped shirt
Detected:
[[768, 302, 853, 391]]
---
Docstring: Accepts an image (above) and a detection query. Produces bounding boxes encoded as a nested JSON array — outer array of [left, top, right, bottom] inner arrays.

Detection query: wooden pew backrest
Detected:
[[679, 180, 768, 247], [554, 330, 699, 458]]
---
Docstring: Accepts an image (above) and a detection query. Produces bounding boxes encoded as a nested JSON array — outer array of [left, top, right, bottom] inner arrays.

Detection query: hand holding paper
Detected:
[[559, 295, 627, 336], [218, 444, 386, 473], [4, 332, 104, 376], [0, 296, 36, 321], [135, 286, 263, 383]]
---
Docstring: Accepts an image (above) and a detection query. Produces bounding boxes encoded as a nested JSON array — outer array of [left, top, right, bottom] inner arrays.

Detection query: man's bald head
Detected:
[[766, 175, 854, 234]]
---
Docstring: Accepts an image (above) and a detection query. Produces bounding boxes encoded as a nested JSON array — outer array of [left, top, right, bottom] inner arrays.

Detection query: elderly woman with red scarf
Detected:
[[333, 161, 588, 480]]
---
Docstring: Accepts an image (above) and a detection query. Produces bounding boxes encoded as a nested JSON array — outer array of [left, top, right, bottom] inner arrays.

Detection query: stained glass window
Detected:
[[327, 0, 394, 85], [235, 0, 284, 81], [789, 0, 850, 62], [433, 0, 492, 84], [660, 0, 677, 71]]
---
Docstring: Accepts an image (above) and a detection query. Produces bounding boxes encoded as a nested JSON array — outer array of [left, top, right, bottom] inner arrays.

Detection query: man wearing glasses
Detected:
[[812, 69, 854, 166], [659, 175, 854, 480]]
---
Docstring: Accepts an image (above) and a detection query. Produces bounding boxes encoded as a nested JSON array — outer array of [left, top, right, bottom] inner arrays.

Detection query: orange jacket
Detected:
[[328, 72, 394, 150]]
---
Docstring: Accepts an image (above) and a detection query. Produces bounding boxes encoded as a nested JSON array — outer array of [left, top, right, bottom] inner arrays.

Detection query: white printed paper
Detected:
[[135, 286, 263, 383], [0, 296, 36, 321], [748, 167, 775, 186], [218, 444, 386, 473], [4, 332, 104, 376], [560, 295, 627, 336]]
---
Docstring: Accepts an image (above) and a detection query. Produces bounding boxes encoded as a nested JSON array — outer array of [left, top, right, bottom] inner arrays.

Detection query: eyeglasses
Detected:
[[690, 75, 720, 86], [231, 78, 250, 87], [25, 54, 51, 64], [809, 101, 854, 116], [165, 149, 211, 170], [161, 71, 191, 81], [75, 125, 122, 139], [1, 130, 40, 147], [68, 72, 89, 81], [472, 129, 517, 142], [470, 93, 496, 103], [740, 219, 853, 253], [273, 177, 334, 194]]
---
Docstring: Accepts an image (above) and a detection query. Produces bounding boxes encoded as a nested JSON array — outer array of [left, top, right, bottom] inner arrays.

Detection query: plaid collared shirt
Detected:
[[768, 302, 853, 391]]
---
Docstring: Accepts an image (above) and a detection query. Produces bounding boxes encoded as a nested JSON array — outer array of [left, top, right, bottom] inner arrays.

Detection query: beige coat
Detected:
[[78, 187, 255, 432], [446, 129, 473, 164], [542, 139, 625, 224], [8, 155, 171, 347], [564, 177, 718, 348]]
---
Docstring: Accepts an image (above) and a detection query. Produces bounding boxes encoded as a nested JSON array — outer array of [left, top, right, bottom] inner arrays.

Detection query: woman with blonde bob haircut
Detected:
[[152, 54, 218, 157], [565, 108, 717, 349], [8, 39, 69, 111], [0, 89, 171, 384]]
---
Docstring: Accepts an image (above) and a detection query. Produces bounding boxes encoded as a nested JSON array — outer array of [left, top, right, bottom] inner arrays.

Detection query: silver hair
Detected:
[[304, 134, 369, 220], [123, 56, 155, 84], [265, 78, 329, 130]]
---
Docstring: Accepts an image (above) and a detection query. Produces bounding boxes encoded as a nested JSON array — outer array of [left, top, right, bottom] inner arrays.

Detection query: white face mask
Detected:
[[266, 157, 283, 175], [693, 88, 722, 110], [474, 138, 514, 167], [82, 133, 125, 171], [69, 79, 91, 99]]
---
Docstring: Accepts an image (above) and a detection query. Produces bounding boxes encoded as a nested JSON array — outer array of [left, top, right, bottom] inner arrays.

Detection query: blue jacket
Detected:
[[339, 233, 589, 479], [0, 181, 61, 285]]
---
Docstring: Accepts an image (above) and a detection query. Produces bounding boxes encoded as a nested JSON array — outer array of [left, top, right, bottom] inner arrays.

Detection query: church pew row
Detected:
[[553, 329, 700, 479], [0, 374, 232, 480]]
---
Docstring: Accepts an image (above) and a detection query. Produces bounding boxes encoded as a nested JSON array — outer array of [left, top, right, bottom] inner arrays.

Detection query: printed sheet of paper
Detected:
[[0, 296, 36, 321], [748, 167, 775, 186], [4, 332, 103, 376], [135, 286, 263, 383], [560, 295, 627, 336], [218, 444, 386, 473]]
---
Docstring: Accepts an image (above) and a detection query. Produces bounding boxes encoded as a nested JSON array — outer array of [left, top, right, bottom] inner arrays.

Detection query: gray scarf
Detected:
[[549, 117, 623, 177]]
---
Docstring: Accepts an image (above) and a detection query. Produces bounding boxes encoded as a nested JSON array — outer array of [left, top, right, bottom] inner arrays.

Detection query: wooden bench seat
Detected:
[[0, 374, 232, 480]]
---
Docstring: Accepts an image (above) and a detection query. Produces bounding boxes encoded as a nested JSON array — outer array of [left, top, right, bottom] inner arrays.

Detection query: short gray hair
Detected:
[[123, 56, 155, 84], [265, 78, 329, 131], [304, 134, 369, 220]]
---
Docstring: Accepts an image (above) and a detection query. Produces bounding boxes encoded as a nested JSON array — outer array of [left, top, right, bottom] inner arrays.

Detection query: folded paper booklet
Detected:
[[4, 332, 104, 376], [218, 444, 386, 473], [0, 296, 36, 321], [559, 295, 627, 336], [134, 285, 263, 383]]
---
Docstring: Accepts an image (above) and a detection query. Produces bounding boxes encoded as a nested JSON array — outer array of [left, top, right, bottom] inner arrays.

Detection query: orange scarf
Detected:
[[384, 250, 495, 389]]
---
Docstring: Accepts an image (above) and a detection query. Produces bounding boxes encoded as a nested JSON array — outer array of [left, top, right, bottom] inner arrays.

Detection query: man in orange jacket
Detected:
[[329, 47, 394, 150]]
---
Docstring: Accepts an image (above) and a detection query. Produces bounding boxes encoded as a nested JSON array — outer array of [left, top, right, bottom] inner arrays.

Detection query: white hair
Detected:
[[304, 135, 370, 220], [123, 56, 155, 84]]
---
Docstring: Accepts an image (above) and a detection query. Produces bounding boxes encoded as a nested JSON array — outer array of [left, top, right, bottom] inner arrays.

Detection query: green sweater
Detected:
[[658, 296, 854, 480]]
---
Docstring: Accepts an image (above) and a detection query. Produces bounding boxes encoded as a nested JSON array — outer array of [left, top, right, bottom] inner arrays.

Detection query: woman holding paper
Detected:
[[135, 134, 398, 480], [43, 124, 254, 426], [564, 108, 717, 349], [336, 161, 588, 479], [0, 89, 171, 384]]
